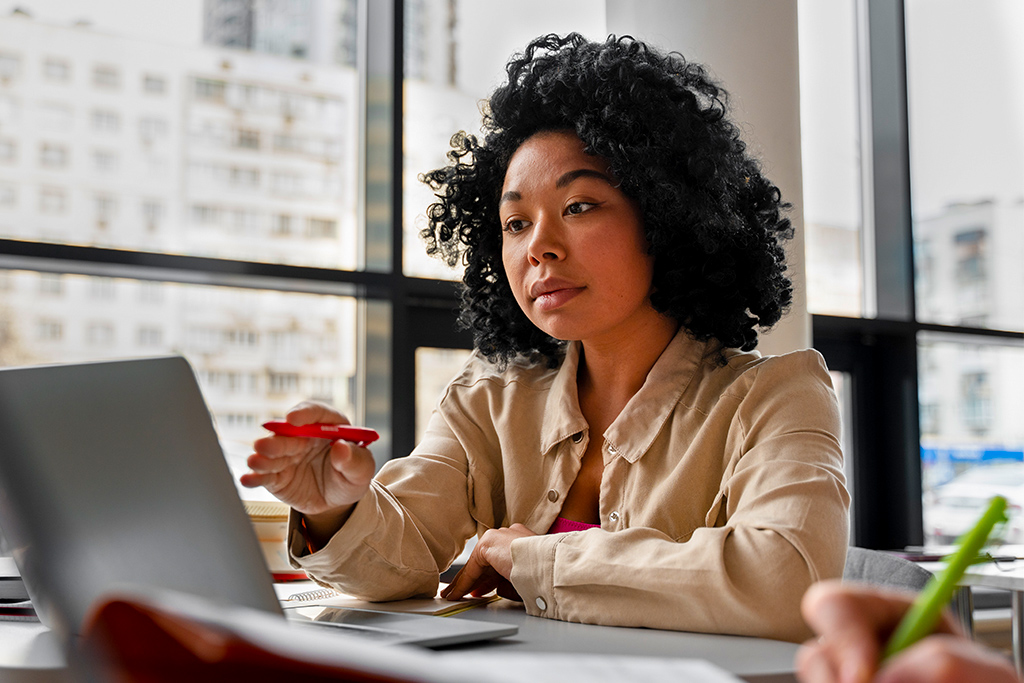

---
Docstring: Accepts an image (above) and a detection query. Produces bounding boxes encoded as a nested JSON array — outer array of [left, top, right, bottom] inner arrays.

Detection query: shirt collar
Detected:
[[539, 329, 715, 461]]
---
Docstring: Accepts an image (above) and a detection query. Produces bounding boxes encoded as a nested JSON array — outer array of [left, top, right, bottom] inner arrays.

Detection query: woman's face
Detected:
[[499, 129, 663, 346]]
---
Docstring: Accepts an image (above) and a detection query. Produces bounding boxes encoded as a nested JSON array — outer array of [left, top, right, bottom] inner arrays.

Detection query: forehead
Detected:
[[502, 130, 610, 190]]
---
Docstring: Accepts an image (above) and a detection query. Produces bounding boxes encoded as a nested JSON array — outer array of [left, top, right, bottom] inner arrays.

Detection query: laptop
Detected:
[[0, 355, 515, 648]]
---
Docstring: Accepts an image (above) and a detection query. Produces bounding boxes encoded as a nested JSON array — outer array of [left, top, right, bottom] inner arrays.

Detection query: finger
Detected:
[[246, 451, 296, 474], [328, 441, 376, 486], [286, 401, 350, 426], [801, 582, 897, 683], [795, 643, 839, 683], [239, 471, 273, 488], [877, 635, 1019, 683], [441, 556, 487, 600]]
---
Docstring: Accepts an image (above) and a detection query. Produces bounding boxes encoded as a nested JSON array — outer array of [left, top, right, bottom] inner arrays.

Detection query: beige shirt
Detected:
[[289, 330, 850, 642]]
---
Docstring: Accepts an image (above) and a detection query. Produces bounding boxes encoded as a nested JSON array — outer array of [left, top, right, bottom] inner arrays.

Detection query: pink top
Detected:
[[547, 517, 601, 534]]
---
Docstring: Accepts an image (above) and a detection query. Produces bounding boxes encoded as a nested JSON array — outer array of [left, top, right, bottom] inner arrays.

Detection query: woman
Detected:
[[242, 33, 849, 642]]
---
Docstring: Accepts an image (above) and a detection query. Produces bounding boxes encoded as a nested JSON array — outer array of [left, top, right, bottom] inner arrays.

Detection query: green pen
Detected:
[[883, 494, 1009, 659]]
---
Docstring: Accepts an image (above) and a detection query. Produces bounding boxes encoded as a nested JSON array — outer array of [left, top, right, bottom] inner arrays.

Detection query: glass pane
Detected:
[[0, 3, 361, 269], [919, 335, 1024, 545], [797, 0, 865, 317], [401, 0, 607, 279], [906, 1, 1024, 332], [414, 346, 472, 443], [0, 269, 363, 488]]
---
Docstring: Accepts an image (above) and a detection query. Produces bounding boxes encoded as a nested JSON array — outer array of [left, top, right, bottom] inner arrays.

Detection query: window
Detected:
[[93, 150, 119, 172], [90, 277, 117, 300], [0, 52, 20, 81], [142, 200, 164, 231], [91, 109, 120, 133], [194, 78, 227, 102], [139, 117, 169, 142], [39, 143, 69, 169], [39, 103, 74, 131], [35, 319, 63, 341], [307, 217, 337, 238], [94, 194, 118, 222], [93, 65, 120, 88], [137, 325, 163, 346], [39, 187, 67, 213], [268, 372, 300, 395], [0, 183, 15, 208], [43, 58, 71, 82], [38, 273, 64, 296], [143, 74, 166, 94], [86, 322, 115, 345], [235, 128, 260, 150], [0, 139, 15, 163]]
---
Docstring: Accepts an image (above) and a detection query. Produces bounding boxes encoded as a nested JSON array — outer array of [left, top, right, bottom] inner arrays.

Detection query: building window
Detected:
[[268, 371, 300, 394], [94, 194, 117, 223], [90, 277, 117, 300], [139, 117, 169, 142], [0, 139, 15, 163], [954, 229, 987, 284], [143, 74, 166, 94], [142, 200, 164, 231], [39, 187, 67, 214], [39, 143, 69, 169], [38, 273, 64, 296], [137, 325, 163, 346], [191, 204, 221, 225], [0, 52, 20, 81], [229, 166, 260, 188], [0, 183, 15, 208], [86, 322, 115, 345], [235, 128, 260, 150], [43, 58, 70, 82], [270, 214, 292, 235], [93, 149, 119, 172], [194, 77, 227, 102], [307, 217, 337, 238], [92, 65, 120, 88], [39, 103, 74, 131], [91, 109, 120, 133], [35, 319, 63, 341]]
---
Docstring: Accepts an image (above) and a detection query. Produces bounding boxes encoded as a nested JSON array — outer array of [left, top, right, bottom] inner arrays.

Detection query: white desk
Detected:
[[941, 550, 1024, 677], [0, 600, 799, 683]]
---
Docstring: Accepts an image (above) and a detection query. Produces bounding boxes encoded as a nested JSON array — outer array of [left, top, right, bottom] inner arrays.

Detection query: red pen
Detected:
[[262, 421, 380, 447]]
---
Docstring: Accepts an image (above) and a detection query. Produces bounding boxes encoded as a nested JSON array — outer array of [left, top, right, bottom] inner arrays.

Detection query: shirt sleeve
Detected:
[[508, 350, 850, 643], [287, 410, 480, 601]]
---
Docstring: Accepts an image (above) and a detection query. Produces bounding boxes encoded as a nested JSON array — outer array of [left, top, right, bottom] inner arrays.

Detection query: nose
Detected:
[[527, 214, 566, 266]]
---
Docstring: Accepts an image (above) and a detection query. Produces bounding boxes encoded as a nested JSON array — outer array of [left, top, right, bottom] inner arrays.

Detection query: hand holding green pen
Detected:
[[882, 494, 1009, 659]]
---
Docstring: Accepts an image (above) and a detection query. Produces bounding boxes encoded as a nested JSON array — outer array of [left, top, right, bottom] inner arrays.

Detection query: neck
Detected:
[[576, 315, 680, 427]]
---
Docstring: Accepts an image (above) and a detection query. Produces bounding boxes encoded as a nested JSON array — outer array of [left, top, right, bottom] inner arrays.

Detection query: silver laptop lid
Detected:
[[0, 356, 283, 640]]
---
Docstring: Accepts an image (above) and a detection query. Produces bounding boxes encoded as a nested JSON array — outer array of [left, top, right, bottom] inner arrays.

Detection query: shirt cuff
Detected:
[[510, 532, 567, 619]]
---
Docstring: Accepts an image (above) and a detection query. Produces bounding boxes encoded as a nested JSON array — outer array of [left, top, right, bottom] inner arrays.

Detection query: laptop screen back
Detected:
[[0, 356, 283, 640]]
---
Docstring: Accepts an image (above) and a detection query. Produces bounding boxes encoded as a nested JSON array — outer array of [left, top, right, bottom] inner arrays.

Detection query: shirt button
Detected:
[[547, 489, 559, 502], [609, 511, 620, 523], [571, 431, 583, 443], [535, 596, 547, 611], [607, 443, 618, 455]]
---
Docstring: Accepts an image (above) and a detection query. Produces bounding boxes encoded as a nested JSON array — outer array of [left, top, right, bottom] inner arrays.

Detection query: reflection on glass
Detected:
[[0, 3, 360, 269], [0, 270, 360, 448], [414, 346, 472, 443], [919, 336, 1024, 545], [401, 0, 606, 279], [797, 0, 864, 317], [906, 1, 1024, 332]]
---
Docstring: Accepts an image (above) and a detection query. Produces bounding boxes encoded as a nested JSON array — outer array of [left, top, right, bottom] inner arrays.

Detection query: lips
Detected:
[[530, 278, 585, 311], [530, 278, 582, 300]]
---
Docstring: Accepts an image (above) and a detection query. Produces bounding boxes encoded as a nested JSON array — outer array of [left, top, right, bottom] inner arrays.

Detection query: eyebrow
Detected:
[[499, 168, 616, 205]]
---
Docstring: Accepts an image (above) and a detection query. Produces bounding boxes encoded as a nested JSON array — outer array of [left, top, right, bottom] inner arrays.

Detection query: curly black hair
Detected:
[[420, 33, 793, 367]]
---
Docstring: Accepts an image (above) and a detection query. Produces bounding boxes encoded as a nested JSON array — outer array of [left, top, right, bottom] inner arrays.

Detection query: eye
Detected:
[[565, 201, 597, 216], [502, 217, 528, 234]]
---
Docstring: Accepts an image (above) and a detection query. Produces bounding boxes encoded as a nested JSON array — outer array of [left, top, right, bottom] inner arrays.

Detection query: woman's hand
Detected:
[[240, 401, 376, 545], [440, 524, 536, 602], [796, 580, 1019, 683]]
